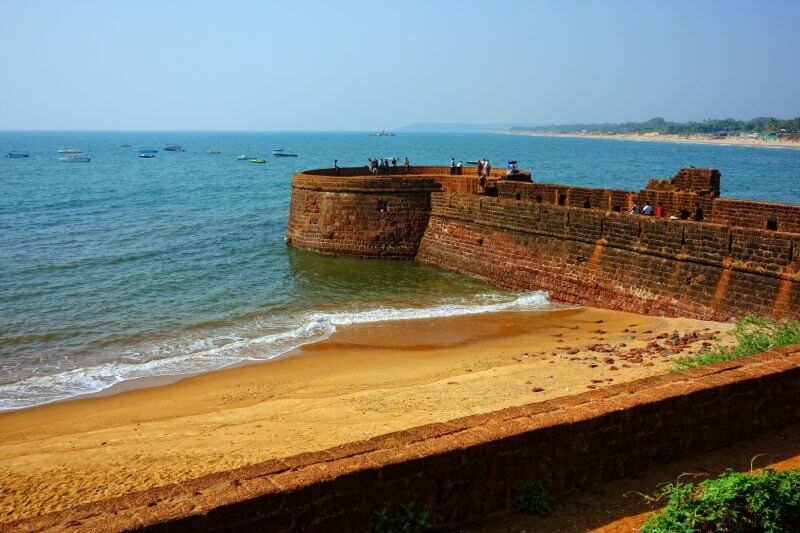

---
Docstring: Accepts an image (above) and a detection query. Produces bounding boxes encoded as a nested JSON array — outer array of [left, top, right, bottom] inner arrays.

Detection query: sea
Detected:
[[2, 131, 799, 411]]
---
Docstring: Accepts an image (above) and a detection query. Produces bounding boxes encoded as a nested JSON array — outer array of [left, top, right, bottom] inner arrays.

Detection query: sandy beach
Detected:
[[501, 130, 800, 149], [0, 307, 734, 524]]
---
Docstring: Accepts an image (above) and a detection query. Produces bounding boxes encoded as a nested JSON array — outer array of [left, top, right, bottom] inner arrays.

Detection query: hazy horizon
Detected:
[[2, 0, 798, 131]]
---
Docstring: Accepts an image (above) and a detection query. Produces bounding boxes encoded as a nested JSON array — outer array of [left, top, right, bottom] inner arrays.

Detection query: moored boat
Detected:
[[272, 149, 298, 157], [163, 145, 184, 152], [4, 151, 29, 158], [59, 154, 91, 162], [138, 153, 157, 158], [134, 148, 158, 154], [236, 155, 251, 160], [207, 149, 221, 154], [57, 147, 82, 154], [250, 158, 266, 164]]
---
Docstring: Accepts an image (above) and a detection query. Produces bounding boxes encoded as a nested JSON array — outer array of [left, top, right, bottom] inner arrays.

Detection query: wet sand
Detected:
[[0, 307, 733, 523]]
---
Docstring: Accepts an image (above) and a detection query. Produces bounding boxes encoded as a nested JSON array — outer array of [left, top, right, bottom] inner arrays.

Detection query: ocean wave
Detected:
[[0, 291, 550, 411]]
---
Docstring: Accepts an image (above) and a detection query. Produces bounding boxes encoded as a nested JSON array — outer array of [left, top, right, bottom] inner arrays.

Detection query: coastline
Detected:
[[499, 130, 800, 149], [0, 306, 733, 523]]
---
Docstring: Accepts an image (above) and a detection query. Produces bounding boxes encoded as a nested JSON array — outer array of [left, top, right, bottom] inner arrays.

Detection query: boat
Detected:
[[250, 159, 266, 164], [134, 148, 158, 154], [138, 153, 157, 158], [467, 160, 479, 165], [207, 149, 221, 154], [120, 144, 132, 148], [236, 155, 251, 160], [57, 147, 82, 154], [4, 151, 29, 158], [163, 145, 184, 152], [272, 149, 298, 157], [370, 129, 396, 137], [59, 154, 91, 162]]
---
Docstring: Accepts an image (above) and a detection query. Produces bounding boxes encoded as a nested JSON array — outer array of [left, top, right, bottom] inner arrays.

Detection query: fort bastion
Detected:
[[287, 166, 799, 321]]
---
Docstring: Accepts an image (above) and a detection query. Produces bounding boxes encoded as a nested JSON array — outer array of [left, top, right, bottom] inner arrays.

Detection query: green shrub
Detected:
[[642, 468, 800, 532], [515, 479, 553, 516], [674, 315, 800, 371], [372, 502, 434, 533]]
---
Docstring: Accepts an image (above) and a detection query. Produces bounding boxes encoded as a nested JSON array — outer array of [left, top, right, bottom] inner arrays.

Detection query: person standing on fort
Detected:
[[642, 202, 653, 216], [630, 203, 640, 215], [450, 158, 457, 175], [457, 160, 463, 174], [693, 203, 704, 221], [655, 202, 666, 218], [484, 159, 492, 177], [333, 159, 339, 175], [403, 157, 409, 172], [392, 157, 397, 167], [476, 159, 483, 177]]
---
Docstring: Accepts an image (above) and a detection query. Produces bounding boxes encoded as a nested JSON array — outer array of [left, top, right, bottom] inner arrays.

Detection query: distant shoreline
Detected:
[[499, 130, 800, 149]]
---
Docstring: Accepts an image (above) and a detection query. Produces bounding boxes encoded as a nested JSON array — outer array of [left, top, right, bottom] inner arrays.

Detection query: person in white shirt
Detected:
[[642, 203, 653, 216]]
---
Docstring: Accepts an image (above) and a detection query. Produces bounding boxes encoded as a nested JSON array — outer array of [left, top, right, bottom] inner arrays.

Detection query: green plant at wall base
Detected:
[[372, 502, 434, 533], [674, 315, 800, 371], [515, 480, 553, 516], [641, 468, 800, 532]]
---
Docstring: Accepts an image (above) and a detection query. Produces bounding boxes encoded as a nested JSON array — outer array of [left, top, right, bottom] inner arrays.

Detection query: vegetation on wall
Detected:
[[674, 315, 800, 371], [641, 468, 800, 532]]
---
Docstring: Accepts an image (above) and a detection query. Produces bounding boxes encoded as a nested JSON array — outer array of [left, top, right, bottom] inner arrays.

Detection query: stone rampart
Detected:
[[12, 346, 800, 532], [417, 192, 799, 320]]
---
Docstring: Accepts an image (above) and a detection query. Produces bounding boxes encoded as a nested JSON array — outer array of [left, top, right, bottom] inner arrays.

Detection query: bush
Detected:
[[372, 502, 434, 533], [674, 315, 800, 371], [515, 479, 553, 516], [642, 468, 800, 532]]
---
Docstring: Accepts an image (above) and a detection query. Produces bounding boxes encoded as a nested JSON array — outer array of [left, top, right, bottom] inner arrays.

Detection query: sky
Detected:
[[1, 0, 798, 131]]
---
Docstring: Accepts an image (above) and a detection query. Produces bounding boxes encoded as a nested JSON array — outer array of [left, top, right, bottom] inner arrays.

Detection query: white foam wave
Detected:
[[0, 291, 550, 411]]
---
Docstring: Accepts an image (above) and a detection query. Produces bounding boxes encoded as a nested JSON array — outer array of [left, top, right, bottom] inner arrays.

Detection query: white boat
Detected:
[[59, 154, 91, 162], [138, 153, 157, 159], [236, 155, 251, 160], [207, 149, 221, 154], [57, 147, 83, 154], [370, 129, 396, 137]]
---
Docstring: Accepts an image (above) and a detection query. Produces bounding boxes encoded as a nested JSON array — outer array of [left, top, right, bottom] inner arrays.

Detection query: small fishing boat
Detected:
[[139, 153, 157, 158], [236, 155, 252, 160], [59, 154, 91, 162], [57, 147, 82, 154], [272, 149, 298, 157], [207, 149, 221, 154], [120, 144, 132, 148], [163, 145, 184, 152], [4, 151, 29, 158], [134, 148, 158, 154], [250, 158, 266, 164], [371, 129, 396, 136]]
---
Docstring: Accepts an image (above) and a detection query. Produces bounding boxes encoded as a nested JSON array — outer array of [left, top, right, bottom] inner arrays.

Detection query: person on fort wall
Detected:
[[655, 202, 666, 218], [457, 160, 463, 175], [630, 203, 640, 215], [476, 159, 483, 177], [403, 157, 410, 172], [642, 202, 653, 216], [450, 158, 457, 175], [693, 203, 704, 221], [484, 159, 491, 177], [333, 159, 339, 175]]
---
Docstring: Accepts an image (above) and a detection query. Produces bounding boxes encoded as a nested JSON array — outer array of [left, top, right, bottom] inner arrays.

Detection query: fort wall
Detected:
[[417, 191, 799, 321], [15, 346, 800, 531], [286, 166, 799, 320]]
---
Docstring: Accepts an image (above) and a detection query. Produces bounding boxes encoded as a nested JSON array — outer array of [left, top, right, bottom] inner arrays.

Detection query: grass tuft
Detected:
[[674, 315, 800, 371], [641, 468, 800, 532]]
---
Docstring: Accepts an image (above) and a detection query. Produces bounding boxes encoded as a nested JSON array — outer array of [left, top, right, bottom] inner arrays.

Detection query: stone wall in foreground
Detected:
[[12, 345, 800, 532], [416, 191, 799, 321]]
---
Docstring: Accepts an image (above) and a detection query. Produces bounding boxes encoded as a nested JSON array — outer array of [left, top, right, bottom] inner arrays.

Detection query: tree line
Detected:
[[511, 117, 800, 134]]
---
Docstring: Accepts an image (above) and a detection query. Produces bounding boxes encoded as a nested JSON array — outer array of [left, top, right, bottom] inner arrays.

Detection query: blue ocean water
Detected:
[[1, 131, 799, 410]]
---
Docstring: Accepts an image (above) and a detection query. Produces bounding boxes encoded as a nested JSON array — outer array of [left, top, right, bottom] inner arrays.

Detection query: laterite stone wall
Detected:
[[13, 346, 800, 532]]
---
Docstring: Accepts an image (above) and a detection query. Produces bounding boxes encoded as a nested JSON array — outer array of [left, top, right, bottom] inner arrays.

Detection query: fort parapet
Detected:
[[287, 166, 800, 321]]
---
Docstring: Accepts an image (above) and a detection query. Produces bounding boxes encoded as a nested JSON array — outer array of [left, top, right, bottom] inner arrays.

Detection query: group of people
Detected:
[[475, 158, 492, 178], [629, 201, 704, 221], [366, 157, 410, 174], [449, 158, 464, 174]]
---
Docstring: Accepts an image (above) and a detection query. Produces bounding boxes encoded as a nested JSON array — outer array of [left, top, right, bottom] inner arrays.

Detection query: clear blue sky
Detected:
[[1, 0, 797, 130]]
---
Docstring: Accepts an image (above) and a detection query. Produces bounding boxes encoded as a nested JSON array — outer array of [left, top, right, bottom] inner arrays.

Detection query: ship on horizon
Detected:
[[370, 129, 396, 137]]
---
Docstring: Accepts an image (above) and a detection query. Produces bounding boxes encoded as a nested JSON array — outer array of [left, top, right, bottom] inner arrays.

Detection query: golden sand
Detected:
[[0, 307, 733, 523]]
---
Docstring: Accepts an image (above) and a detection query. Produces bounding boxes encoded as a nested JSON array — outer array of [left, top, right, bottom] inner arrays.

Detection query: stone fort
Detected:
[[287, 165, 800, 321]]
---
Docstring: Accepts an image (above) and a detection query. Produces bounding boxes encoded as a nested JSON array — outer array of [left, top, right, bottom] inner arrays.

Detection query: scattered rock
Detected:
[[532, 387, 544, 392], [609, 366, 619, 371]]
